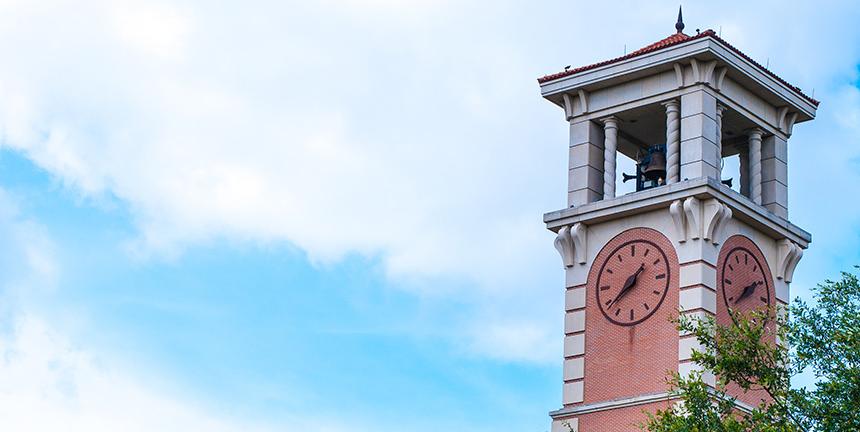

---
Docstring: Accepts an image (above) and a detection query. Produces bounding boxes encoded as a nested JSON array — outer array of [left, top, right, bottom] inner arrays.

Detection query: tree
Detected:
[[642, 268, 860, 432]]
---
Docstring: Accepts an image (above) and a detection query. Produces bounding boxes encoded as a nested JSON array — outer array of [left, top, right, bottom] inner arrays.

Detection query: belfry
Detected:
[[539, 10, 817, 431]]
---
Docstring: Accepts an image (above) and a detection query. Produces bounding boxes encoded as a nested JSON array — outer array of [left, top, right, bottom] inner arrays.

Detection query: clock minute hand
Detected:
[[734, 281, 761, 304], [609, 264, 645, 307]]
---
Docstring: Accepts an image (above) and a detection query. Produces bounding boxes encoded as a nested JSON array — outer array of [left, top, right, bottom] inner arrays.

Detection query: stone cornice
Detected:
[[544, 177, 811, 248]]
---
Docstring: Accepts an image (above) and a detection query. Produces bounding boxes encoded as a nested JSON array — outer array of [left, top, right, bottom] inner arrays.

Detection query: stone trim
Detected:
[[679, 286, 717, 313], [550, 392, 673, 417], [544, 177, 811, 247], [565, 286, 587, 311], [679, 259, 717, 269], [776, 239, 803, 283]]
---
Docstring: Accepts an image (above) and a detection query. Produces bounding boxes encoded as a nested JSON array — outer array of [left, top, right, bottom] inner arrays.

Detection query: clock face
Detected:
[[595, 239, 671, 326], [719, 241, 772, 320]]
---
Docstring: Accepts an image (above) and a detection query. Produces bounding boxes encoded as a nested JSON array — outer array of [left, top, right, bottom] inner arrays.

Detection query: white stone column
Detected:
[[748, 128, 763, 205], [716, 104, 726, 177], [739, 146, 750, 197], [602, 117, 618, 199], [663, 100, 681, 184]]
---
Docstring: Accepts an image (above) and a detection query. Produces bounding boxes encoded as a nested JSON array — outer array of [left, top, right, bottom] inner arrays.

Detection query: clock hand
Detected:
[[734, 281, 762, 304], [609, 264, 645, 307]]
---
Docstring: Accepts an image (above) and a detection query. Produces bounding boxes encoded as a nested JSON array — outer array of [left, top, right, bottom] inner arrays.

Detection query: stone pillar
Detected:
[[680, 91, 720, 181], [748, 128, 763, 205], [715, 104, 727, 177], [739, 146, 750, 198], [663, 100, 681, 184], [761, 134, 789, 218], [567, 119, 605, 207], [602, 117, 618, 200]]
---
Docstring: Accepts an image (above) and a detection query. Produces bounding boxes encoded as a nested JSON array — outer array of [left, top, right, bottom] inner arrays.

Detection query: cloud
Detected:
[[0, 314, 269, 432], [0, 189, 371, 432], [0, 0, 857, 366], [0, 0, 557, 288]]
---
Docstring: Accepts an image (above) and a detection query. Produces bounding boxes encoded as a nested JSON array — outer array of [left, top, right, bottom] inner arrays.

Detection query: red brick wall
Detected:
[[577, 400, 674, 431], [716, 234, 775, 408], [582, 228, 680, 405]]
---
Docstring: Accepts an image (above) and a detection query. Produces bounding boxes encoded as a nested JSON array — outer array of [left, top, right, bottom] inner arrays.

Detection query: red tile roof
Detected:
[[538, 30, 819, 107]]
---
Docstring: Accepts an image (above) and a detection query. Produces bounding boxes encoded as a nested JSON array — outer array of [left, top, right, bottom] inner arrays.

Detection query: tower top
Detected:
[[675, 6, 685, 34]]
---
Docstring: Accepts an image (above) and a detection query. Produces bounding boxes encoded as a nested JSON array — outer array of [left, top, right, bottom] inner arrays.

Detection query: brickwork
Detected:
[[578, 400, 673, 431], [717, 234, 776, 407], [582, 227, 680, 405]]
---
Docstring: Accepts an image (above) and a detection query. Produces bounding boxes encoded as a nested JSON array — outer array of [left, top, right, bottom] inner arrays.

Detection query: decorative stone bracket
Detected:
[[554, 223, 587, 268], [703, 199, 732, 244], [777, 239, 803, 283], [562, 89, 589, 120], [670, 197, 731, 244]]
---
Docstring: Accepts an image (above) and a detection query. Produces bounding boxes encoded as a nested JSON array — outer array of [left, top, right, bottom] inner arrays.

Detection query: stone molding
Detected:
[[671, 196, 730, 244], [703, 198, 732, 244], [554, 223, 588, 268], [777, 239, 803, 283], [544, 177, 811, 248], [550, 392, 672, 418]]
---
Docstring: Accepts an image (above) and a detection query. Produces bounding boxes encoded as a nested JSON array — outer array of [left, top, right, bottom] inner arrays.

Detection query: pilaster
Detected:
[[761, 135, 788, 218], [679, 91, 719, 181], [568, 119, 605, 207]]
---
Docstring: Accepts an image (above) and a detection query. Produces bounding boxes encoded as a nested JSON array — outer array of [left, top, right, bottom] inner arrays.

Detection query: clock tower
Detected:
[[540, 12, 817, 431]]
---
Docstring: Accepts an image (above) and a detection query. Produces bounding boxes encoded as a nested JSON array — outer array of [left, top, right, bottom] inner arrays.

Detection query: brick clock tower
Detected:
[[539, 12, 818, 432]]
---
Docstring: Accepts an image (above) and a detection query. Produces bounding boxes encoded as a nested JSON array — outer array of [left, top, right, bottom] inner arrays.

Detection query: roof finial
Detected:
[[675, 6, 685, 34]]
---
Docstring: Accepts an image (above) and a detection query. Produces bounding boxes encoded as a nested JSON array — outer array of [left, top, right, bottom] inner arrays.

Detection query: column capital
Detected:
[[747, 127, 765, 138], [661, 99, 680, 110], [599, 116, 619, 128]]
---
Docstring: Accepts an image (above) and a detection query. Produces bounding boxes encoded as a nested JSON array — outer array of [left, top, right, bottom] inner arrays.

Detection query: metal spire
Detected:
[[675, 6, 685, 34]]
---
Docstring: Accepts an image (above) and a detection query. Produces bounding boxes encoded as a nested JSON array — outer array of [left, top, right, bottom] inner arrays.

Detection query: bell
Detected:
[[641, 150, 666, 181]]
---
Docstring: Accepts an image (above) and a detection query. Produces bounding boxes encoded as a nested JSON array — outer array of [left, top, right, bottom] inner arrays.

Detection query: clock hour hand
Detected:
[[734, 281, 762, 304], [608, 264, 645, 307]]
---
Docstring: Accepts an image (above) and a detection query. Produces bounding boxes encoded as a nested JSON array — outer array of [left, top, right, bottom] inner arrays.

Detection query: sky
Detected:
[[0, 0, 857, 431]]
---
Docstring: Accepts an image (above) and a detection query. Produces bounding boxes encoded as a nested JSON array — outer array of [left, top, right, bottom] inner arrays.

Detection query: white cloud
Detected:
[[0, 0, 857, 366], [0, 190, 368, 432], [0, 314, 270, 432]]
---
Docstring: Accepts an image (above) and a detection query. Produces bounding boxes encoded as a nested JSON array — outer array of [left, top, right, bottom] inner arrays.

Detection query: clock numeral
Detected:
[[753, 264, 758, 273], [760, 296, 768, 303], [729, 264, 734, 272], [652, 290, 661, 295], [631, 245, 635, 256], [735, 255, 740, 264], [655, 273, 666, 280], [615, 308, 621, 316], [653, 259, 661, 266], [643, 249, 650, 257], [728, 296, 734, 301], [617, 254, 623, 263], [724, 278, 733, 285], [604, 299, 612, 306], [745, 254, 748, 265], [606, 268, 613, 274], [643, 302, 650, 311], [629, 309, 634, 320], [599, 285, 610, 291]]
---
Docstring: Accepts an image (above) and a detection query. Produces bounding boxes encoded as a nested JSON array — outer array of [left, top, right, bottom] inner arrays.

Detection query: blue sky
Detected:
[[0, 1, 857, 431]]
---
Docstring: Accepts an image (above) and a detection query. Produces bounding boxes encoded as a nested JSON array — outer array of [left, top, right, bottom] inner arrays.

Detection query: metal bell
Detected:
[[641, 150, 667, 181]]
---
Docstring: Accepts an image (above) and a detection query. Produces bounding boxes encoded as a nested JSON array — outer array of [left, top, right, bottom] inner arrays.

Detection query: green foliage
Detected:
[[788, 269, 860, 431], [643, 268, 860, 432]]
